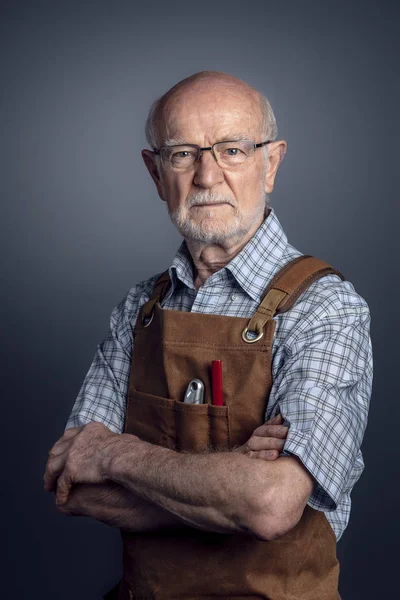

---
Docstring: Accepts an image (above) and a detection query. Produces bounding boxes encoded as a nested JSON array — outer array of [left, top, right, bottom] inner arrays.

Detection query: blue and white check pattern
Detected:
[[66, 209, 372, 541]]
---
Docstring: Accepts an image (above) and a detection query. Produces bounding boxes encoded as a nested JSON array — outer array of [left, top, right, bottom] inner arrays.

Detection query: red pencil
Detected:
[[212, 360, 224, 406]]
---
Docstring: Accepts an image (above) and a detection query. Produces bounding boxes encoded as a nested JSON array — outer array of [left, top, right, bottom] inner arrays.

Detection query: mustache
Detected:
[[186, 192, 236, 208]]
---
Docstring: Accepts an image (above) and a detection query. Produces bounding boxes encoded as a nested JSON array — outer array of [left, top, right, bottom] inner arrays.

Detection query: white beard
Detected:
[[168, 189, 268, 246]]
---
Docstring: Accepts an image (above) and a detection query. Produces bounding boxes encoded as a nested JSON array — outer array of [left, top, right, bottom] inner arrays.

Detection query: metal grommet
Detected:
[[241, 326, 264, 344], [142, 312, 154, 328]]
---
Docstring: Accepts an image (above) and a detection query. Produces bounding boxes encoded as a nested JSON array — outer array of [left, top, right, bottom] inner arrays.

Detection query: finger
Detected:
[[47, 427, 83, 458], [44, 454, 68, 492], [266, 413, 283, 425], [63, 426, 84, 438], [44, 428, 85, 491], [251, 423, 289, 439], [248, 449, 280, 461], [47, 439, 75, 460], [246, 435, 285, 452], [56, 472, 73, 506], [55, 487, 82, 517]]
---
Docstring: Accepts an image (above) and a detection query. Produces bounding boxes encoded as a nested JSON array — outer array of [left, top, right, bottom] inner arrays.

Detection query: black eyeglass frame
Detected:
[[153, 139, 272, 165]]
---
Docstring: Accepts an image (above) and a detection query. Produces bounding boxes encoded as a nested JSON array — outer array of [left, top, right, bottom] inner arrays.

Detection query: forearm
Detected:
[[61, 482, 184, 532], [105, 436, 274, 537], [49, 421, 311, 540]]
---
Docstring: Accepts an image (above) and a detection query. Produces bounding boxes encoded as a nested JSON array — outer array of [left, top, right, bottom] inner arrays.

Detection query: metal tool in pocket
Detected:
[[183, 379, 205, 404]]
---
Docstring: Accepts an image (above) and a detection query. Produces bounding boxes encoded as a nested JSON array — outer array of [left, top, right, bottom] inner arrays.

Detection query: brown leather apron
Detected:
[[107, 256, 343, 600]]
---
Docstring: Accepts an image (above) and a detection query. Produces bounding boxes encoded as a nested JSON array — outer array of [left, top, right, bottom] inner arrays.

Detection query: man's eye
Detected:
[[225, 147, 242, 156], [171, 151, 194, 160]]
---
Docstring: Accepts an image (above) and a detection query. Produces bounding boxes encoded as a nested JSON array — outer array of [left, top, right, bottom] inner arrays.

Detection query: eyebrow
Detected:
[[163, 138, 188, 147], [216, 133, 251, 143], [162, 133, 252, 147]]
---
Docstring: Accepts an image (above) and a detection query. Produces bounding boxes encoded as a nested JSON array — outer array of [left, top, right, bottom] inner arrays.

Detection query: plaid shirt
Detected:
[[66, 209, 372, 541]]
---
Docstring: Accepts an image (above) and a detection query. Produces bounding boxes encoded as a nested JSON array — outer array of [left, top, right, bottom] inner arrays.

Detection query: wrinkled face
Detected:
[[145, 84, 280, 246]]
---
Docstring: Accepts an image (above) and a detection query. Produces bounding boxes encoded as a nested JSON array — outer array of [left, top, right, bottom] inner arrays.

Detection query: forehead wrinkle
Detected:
[[216, 133, 253, 143], [162, 132, 254, 148], [163, 137, 189, 147], [152, 72, 267, 146], [158, 84, 262, 145], [160, 109, 259, 147]]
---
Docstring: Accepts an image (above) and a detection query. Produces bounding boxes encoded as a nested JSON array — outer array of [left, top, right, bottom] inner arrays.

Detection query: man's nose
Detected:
[[193, 150, 224, 188]]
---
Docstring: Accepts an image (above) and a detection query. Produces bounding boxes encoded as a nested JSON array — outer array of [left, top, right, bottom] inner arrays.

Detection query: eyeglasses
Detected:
[[153, 139, 271, 171]]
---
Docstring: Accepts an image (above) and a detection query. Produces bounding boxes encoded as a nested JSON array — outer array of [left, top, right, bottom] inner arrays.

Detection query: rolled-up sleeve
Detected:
[[65, 298, 132, 433], [65, 276, 159, 433], [270, 278, 373, 512]]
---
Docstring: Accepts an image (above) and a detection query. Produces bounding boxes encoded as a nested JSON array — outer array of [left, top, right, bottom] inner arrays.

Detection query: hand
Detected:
[[233, 414, 288, 460], [44, 422, 126, 506], [56, 482, 134, 522], [44, 426, 84, 493], [57, 482, 185, 532]]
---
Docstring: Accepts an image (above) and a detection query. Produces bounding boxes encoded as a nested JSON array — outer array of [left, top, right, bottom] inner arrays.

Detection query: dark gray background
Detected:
[[1, 1, 398, 598]]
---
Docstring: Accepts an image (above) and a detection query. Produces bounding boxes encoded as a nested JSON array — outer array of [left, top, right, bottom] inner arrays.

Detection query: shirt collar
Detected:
[[226, 209, 288, 302], [169, 208, 289, 303], [169, 240, 196, 292]]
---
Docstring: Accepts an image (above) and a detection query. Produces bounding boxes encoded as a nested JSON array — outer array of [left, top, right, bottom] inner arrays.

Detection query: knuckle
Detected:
[[260, 451, 271, 459], [253, 424, 266, 435], [259, 450, 273, 460], [64, 429, 76, 439], [247, 438, 256, 450], [268, 425, 287, 438], [63, 463, 73, 478], [265, 439, 275, 449]]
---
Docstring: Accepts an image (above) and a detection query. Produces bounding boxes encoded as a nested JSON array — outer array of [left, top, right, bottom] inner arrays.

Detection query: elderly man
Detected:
[[44, 72, 372, 600]]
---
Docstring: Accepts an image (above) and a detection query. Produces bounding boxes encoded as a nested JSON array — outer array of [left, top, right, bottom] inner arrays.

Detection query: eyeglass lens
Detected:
[[161, 140, 256, 169]]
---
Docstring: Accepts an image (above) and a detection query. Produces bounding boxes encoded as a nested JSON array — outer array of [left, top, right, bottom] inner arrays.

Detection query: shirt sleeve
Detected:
[[269, 276, 373, 512], [65, 277, 158, 433]]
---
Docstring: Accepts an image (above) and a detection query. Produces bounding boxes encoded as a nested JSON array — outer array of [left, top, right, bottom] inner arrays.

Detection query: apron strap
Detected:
[[139, 257, 343, 336], [242, 256, 344, 343], [140, 270, 171, 325]]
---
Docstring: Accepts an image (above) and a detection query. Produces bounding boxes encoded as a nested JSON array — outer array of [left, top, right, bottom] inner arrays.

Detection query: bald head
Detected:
[[145, 71, 277, 149], [141, 71, 287, 252]]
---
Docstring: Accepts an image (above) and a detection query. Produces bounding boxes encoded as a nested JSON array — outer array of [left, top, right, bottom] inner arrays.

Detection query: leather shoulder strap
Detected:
[[140, 270, 171, 323], [243, 256, 344, 340], [265, 255, 344, 314], [140, 257, 343, 332]]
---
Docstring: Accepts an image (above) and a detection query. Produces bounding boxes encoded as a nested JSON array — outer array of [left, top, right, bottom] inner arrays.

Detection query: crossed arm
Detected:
[[44, 415, 314, 541]]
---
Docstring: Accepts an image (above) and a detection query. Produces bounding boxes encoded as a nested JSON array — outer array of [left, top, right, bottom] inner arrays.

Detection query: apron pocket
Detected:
[[175, 401, 230, 452], [126, 388, 230, 453], [125, 388, 177, 449]]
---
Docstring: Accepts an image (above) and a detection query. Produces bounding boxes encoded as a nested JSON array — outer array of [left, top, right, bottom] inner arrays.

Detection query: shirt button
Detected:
[[231, 294, 237, 301]]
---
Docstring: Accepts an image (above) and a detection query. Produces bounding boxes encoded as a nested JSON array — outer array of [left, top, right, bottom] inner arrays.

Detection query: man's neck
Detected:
[[186, 216, 265, 290]]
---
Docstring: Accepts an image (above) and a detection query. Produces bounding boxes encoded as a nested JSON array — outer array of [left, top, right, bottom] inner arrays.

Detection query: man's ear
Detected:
[[142, 150, 166, 201], [264, 140, 287, 194]]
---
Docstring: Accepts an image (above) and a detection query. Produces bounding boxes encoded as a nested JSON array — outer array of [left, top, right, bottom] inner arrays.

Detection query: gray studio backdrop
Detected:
[[1, 1, 398, 599]]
